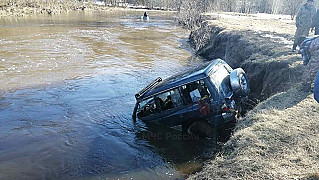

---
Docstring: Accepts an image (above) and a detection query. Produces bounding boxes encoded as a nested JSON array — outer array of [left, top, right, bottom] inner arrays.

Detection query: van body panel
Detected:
[[134, 59, 248, 130]]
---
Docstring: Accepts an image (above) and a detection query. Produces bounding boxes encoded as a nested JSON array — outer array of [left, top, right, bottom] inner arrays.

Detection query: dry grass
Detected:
[[189, 87, 319, 180], [203, 12, 296, 36]]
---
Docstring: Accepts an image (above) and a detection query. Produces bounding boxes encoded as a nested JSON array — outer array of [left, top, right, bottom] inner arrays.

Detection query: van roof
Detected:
[[140, 59, 224, 100]]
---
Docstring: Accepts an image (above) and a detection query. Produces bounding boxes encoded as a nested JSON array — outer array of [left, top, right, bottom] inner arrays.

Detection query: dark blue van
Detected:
[[133, 59, 249, 136]]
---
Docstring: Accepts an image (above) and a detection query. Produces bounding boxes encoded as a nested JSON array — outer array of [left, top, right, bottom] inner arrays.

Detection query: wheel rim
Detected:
[[240, 74, 248, 91]]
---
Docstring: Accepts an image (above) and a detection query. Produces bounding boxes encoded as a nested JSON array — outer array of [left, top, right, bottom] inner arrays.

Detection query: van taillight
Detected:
[[222, 104, 229, 112]]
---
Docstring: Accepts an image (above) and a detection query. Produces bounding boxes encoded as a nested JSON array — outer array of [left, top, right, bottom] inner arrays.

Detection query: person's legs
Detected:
[[293, 28, 302, 51], [314, 71, 319, 102], [293, 27, 310, 51], [302, 55, 319, 91], [304, 27, 310, 37]]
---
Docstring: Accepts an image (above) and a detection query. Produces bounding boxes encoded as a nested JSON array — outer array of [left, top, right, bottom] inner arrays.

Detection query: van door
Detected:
[[155, 88, 187, 127], [180, 80, 214, 121]]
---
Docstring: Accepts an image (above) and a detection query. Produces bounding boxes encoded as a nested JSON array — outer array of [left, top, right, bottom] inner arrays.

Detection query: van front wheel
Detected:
[[187, 121, 213, 137]]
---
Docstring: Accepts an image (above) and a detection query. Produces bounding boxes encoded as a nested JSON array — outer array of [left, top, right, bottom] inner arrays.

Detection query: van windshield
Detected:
[[137, 98, 157, 118], [210, 66, 232, 97]]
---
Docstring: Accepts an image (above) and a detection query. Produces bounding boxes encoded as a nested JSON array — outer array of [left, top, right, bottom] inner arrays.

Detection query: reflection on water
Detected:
[[0, 11, 233, 179]]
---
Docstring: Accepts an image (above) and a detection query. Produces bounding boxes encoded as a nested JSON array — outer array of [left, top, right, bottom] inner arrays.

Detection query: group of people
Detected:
[[293, 0, 319, 100]]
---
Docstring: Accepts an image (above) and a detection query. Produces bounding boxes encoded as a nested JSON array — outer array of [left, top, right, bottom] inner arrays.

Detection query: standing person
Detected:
[[312, 9, 319, 35], [142, 12, 149, 20], [292, 0, 316, 52], [299, 37, 319, 91]]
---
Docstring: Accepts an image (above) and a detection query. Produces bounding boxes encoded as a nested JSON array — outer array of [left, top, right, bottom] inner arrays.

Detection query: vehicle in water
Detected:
[[132, 59, 250, 136]]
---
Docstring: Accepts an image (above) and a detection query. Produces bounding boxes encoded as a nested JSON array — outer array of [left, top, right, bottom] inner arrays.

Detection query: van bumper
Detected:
[[222, 111, 236, 123], [207, 111, 236, 127]]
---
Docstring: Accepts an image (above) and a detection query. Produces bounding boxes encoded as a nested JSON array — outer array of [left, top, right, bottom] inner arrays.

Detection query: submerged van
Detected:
[[132, 59, 249, 136]]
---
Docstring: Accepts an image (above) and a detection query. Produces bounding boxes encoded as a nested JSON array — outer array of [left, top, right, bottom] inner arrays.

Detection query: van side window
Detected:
[[181, 80, 210, 105], [137, 98, 157, 118], [156, 89, 183, 111]]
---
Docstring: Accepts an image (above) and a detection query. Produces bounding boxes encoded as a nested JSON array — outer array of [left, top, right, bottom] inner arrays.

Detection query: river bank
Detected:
[[0, 1, 86, 17], [0, 2, 153, 18], [188, 12, 319, 179]]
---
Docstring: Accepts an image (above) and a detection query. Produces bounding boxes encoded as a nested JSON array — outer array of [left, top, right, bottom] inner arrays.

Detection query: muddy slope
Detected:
[[189, 24, 303, 102]]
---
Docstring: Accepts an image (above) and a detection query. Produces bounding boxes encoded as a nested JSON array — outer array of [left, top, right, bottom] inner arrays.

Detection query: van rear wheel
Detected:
[[187, 121, 213, 137]]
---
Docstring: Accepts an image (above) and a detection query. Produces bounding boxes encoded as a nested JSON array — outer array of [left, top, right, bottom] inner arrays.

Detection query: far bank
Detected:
[[0, 1, 168, 18]]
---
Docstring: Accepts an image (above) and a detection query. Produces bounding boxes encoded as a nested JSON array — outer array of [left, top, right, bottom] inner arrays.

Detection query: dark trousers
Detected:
[[293, 26, 311, 50]]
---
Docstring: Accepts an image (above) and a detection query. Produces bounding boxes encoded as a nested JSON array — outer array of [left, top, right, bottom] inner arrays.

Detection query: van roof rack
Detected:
[[135, 77, 162, 100]]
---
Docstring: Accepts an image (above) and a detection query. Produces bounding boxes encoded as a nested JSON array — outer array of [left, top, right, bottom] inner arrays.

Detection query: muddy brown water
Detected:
[[0, 11, 233, 179]]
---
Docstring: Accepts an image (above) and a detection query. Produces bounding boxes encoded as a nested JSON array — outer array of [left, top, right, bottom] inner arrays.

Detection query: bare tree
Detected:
[[239, 0, 252, 13], [178, 0, 205, 29], [223, 0, 237, 12], [3, 0, 314, 20], [270, 0, 282, 14], [284, 0, 304, 20]]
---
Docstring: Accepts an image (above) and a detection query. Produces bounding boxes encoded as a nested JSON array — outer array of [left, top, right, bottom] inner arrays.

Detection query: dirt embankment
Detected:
[[188, 13, 319, 179]]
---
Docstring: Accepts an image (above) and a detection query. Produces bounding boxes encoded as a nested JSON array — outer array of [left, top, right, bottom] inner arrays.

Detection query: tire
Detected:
[[230, 68, 250, 97], [187, 121, 213, 137]]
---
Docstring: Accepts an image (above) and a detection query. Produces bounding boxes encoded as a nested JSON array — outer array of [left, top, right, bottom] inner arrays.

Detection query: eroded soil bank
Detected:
[[189, 14, 303, 102], [187, 13, 319, 179]]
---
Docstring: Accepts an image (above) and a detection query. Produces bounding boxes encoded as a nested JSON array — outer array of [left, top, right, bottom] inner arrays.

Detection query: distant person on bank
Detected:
[[298, 36, 319, 91], [292, 0, 316, 52]]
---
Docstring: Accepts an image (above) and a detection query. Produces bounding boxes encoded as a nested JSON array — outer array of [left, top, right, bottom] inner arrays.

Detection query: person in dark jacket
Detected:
[[298, 36, 319, 91], [142, 12, 149, 20], [314, 71, 319, 102]]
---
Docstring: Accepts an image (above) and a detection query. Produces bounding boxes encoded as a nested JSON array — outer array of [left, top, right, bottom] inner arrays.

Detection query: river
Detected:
[[0, 10, 232, 179]]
